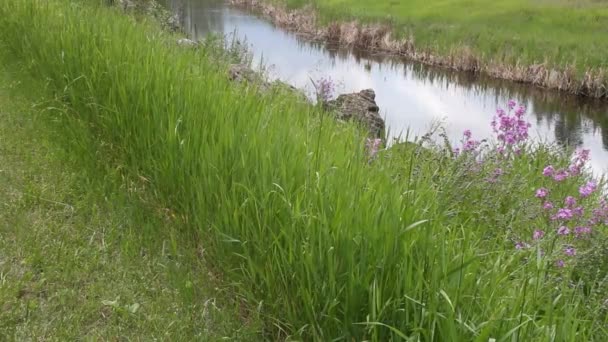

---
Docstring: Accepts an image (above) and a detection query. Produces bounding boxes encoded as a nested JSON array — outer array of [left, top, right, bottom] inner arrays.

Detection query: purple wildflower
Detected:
[[555, 260, 565, 268], [457, 130, 482, 153], [557, 226, 570, 235], [575, 149, 590, 163], [591, 200, 608, 225], [569, 149, 591, 175], [543, 201, 554, 210], [574, 226, 592, 236], [553, 170, 569, 182], [564, 196, 577, 208], [564, 246, 576, 256], [533, 230, 545, 240], [579, 181, 597, 198], [491, 103, 531, 147], [552, 208, 573, 221], [463, 139, 480, 152], [316, 77, 335, 103], [568, 164, 581, 176], [535, 188, 549, 199], [508, 99, 517, 110], [542, 165, 555, 177]]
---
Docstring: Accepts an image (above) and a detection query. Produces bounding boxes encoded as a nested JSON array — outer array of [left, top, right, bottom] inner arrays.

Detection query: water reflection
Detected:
[[167, 0, 608, 172]]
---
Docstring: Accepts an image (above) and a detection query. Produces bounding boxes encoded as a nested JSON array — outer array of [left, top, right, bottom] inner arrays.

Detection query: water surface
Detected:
[[168, 0, 608, 172]]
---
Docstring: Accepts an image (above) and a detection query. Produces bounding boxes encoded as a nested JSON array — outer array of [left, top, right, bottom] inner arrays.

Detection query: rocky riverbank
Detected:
[[227, 64, 385, 139]]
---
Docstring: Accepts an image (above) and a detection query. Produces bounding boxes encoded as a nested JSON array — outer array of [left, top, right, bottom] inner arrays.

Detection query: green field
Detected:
[[279, 0, 608, 73], [1, 0, 608, 340]]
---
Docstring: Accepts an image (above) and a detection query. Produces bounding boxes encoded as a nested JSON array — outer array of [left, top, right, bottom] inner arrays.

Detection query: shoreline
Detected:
[[229, 0, 608, 100]]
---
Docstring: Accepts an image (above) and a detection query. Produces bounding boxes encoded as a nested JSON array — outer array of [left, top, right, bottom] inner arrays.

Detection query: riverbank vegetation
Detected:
[[236, 0, 608, 98], [1, 0, 608, 340], [0, 65, 261, 339]]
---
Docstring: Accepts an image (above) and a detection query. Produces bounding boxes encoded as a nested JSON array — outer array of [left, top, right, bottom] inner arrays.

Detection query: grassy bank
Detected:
[[237, 0, 608, 97], [0, 50, 260, 340], [1, 0, 608, 340], [278, 0, 608, 69]]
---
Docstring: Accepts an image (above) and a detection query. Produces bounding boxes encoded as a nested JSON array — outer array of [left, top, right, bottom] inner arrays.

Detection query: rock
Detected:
[[228, 64, 261, 84], [177, 38, 197, 47], [326, 89, 385, 138]]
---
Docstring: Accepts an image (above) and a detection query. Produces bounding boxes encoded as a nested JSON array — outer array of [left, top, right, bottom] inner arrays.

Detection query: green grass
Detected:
[[1, 0, 607, 340], [278, 0, 608, 72], [0, 61, 261, 340]]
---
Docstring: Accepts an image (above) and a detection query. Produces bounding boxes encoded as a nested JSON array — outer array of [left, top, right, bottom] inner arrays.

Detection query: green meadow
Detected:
[[280, 0, 608, 73]]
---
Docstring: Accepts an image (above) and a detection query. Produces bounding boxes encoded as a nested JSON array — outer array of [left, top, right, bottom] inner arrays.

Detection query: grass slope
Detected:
[[0, 0, 607, 340], [280, 0, 608, 72], [0, 67, 260, 340]]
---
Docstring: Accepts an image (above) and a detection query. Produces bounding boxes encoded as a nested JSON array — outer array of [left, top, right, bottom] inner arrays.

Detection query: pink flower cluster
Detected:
[[315, 77, 335, 104], [453, 130, 482, 157], [518, 149, 603, 268], [456, 101, 531, 158], [455, 101, 532, 184], [579, 181, 597, 198], [462, 130, 481, 152], [589, 199, 608, 226], [491, 102, 531, 148], [542, 149, 591, 182], [453, 101, 603, 272]]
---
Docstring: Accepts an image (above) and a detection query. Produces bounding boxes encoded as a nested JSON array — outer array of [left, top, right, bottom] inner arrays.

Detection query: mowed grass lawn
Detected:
[[281, 0, 608, 72]]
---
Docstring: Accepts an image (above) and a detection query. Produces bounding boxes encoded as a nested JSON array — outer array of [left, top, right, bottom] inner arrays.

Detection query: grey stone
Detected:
[[326, 89, 385, 138], [228, 64, 261, 83]]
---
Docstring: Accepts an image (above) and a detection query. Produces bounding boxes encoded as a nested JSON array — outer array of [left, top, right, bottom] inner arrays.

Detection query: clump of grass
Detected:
[[1, 0, 607, 340]]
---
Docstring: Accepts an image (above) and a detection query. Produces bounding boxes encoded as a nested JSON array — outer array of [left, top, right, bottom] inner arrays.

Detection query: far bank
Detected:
[[230, 0, 608, 99]]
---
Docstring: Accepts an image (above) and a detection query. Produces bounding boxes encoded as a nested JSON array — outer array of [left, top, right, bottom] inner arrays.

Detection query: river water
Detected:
[[167, 0, 608, 172]]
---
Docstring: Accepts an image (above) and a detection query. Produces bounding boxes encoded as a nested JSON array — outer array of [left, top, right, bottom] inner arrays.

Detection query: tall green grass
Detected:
[[0, 64, 262, 339], [0, 0, 606, 340]]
